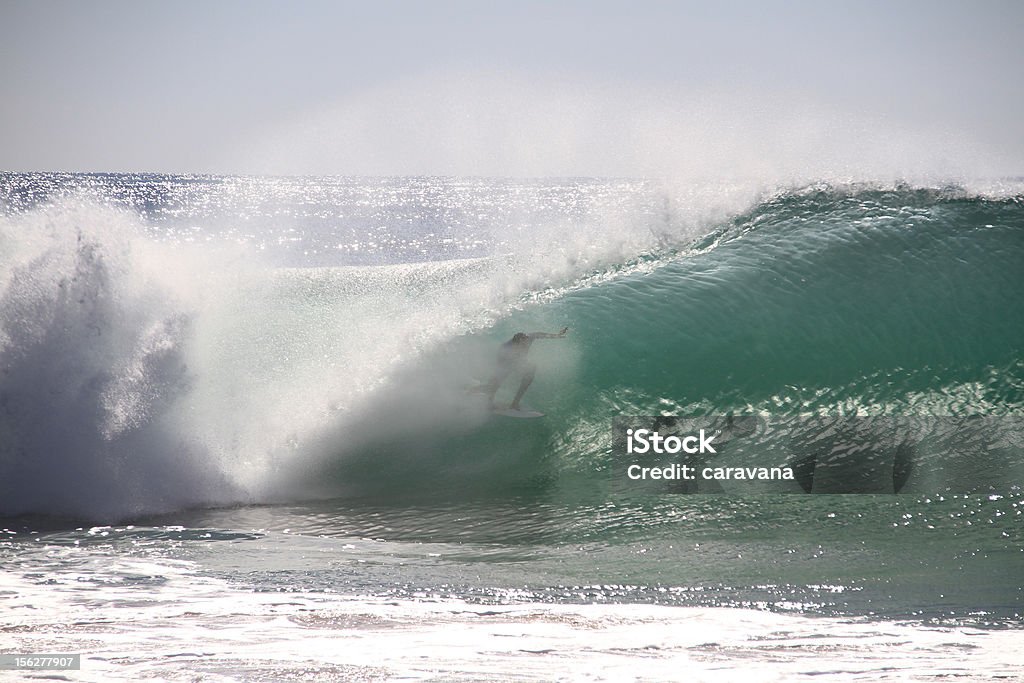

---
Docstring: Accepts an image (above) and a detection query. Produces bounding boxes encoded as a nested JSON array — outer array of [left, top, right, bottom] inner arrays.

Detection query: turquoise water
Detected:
[[0, 175, 1021, 643]]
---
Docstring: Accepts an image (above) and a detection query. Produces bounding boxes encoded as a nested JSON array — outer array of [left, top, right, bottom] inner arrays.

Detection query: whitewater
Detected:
[[1, 173, 1022, 681]]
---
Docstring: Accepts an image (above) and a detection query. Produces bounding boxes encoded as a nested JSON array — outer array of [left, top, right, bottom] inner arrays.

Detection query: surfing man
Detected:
[[483, 327, 568, 411]]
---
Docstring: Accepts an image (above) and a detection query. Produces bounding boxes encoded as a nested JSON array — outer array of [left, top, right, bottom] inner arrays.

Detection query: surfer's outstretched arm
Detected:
[[527, 327, 569, 340]]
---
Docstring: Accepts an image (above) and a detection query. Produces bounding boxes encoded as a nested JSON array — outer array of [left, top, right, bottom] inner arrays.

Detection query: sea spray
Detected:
[[0, 204, 234, 517]]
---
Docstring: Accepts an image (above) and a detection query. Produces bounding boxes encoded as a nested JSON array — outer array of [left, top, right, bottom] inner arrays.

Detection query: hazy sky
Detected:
[[2, 0, 1022, 177]]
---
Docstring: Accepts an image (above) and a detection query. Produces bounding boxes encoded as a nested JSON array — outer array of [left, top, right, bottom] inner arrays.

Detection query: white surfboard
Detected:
[[492, 404, 544, 418]]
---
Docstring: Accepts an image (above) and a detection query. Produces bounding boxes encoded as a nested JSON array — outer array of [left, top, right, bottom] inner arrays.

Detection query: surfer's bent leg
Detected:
[[484, 369, 509, 408], [510, 363, 536, 410]]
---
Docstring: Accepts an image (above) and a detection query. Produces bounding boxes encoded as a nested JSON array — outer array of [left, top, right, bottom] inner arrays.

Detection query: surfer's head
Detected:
[[511, 332, 529, 345]]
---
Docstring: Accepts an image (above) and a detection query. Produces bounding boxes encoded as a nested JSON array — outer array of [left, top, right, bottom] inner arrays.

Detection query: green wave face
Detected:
[[321, 187, 1024, 498], [529, 187, 1024, 417]]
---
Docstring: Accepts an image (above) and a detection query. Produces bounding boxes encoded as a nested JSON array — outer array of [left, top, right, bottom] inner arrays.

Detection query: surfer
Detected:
[[483, 327, 568, 411]]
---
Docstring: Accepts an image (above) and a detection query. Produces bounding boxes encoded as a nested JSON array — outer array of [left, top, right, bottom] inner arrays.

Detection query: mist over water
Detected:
[[0, 69, 1021, 586], [235, 73, 1011, 182]]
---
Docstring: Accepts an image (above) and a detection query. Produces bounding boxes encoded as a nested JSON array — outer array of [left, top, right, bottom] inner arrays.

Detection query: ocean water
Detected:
[[0, 173, 1022, 681]]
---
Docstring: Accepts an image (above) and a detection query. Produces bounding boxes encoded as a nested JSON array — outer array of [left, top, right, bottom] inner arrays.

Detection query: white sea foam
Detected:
[[1, 551, 1020, 682]]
